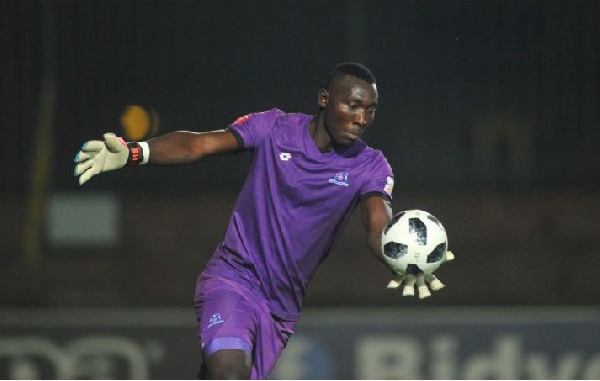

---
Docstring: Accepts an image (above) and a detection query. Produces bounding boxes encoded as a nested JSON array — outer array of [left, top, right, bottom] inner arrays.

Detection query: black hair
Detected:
[[323, 62, 376, 92]]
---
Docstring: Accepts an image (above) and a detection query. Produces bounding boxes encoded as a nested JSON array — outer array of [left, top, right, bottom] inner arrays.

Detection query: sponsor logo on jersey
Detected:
[[279, 152, 292, 161], [207, 313, 224, 328], [384, 176, 394, 196], [329, 172, 350, 187]]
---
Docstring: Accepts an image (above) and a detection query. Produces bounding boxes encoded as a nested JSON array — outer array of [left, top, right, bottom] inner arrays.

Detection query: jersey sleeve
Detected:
[[226, 108, 282, 149], [360, 152, 394, 202]]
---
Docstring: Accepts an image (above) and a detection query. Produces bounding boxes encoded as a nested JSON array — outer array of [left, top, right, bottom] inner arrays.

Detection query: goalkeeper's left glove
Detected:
[[74, 133, 147, 185], [387, 251, 455, 299]]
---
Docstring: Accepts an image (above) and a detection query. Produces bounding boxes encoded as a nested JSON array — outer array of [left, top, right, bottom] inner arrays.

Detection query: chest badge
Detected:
[[329, 172, 350, 187]]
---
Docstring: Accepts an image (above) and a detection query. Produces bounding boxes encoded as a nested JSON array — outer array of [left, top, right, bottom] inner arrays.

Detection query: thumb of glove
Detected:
[[425, 274, 445, 291], [103, 133, 127, 153], [387, 275, 403, 289]]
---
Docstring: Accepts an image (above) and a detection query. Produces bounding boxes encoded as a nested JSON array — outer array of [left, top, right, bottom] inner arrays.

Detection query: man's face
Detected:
[[320, 76, 378, 148]]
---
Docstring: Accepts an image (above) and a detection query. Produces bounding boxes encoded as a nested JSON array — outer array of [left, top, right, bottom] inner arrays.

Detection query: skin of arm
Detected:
[[361, 194, 393, 265], [146, 130, 240, 165]]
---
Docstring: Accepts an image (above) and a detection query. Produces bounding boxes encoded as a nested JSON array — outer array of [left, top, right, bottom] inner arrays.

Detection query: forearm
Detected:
[[146, 131, 205, 165], [361, 195, 393, 266], [146, 129, 239, 165], [368, 233, 388, 266]]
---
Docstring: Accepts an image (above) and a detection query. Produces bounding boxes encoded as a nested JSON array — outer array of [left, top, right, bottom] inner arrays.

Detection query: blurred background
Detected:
[[1, 0, 599, 379]]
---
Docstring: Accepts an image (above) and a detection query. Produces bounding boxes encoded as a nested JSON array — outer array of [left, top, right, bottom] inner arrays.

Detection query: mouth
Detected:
[[346, 131, 361, 140]]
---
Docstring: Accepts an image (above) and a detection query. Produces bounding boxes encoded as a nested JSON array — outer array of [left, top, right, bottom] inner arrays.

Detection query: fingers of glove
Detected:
[[416, 275, 431, 299], [387, 275, 404, 289], [77, 148, 107, 185], [78, 163, 101, 185], [74, 150, 92, 164], [445, 250, 455, 262], [76, 141, 105, 169], [103, 133, 127, 152], [80, 140, 106, 153], [425, 274, 445, 291], [74, 158, 94, 176], [402, 276, 416, 297]]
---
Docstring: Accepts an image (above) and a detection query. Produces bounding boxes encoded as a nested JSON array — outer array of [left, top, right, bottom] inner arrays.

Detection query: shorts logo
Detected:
[[279, 152, 292, 161], [329, 172, 349, 187], [207, 313, 224, 328]]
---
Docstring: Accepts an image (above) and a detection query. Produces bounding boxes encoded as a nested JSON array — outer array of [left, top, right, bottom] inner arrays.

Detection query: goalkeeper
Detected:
[[74, 62, 453, 379]]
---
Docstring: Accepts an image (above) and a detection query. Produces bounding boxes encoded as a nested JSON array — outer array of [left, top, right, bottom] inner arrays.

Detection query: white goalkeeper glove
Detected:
[[74, 133, 148, 185], [387, 251, 455, 299]]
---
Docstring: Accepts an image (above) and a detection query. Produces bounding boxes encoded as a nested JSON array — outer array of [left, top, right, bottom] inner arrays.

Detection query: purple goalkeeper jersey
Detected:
[[201, 109, 394, 320]]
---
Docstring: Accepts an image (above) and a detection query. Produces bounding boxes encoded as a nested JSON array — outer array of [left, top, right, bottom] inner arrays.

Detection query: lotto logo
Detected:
[[279, 153, 292, 161]]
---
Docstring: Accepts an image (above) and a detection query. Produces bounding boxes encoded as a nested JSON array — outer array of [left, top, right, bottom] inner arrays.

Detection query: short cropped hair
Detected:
[[323, 62, 376, 92]]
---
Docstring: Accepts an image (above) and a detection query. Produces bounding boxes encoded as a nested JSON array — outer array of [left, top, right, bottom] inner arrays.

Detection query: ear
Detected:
[[318, 88, 329, 109]]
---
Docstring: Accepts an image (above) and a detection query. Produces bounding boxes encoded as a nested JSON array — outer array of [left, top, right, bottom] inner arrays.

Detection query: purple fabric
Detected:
[[202, 109, 394, 320], [205, 337, 252, 356], [195, 276, 296, 379]]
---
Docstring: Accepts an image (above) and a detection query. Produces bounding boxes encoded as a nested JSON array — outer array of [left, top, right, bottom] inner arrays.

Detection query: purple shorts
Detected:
[[194, 275, 296, 379]]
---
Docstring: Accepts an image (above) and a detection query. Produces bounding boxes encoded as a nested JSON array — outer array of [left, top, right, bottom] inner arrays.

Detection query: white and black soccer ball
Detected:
[[381, 210, 448, 276]]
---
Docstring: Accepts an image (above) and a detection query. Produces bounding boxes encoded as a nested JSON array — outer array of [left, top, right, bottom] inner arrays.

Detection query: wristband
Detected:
[[139, 142, 150, 164], [126, 142, 143, 166]]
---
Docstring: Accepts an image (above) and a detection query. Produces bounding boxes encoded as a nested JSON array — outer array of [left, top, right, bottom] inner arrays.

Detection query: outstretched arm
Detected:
[[361, 194, 393, 265], [74, 129, 241, 185]]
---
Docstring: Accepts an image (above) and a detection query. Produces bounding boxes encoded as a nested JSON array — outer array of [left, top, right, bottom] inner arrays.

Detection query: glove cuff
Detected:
[[126, 141, 150, 166]]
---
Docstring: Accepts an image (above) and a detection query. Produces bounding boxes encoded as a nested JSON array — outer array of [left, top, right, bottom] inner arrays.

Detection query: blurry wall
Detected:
[[1, 1, 599, 307]]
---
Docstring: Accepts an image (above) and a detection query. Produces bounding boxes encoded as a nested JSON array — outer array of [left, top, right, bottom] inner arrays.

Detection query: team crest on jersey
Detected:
[[232, 113, 252, 126], [207, 313, 224, 328], [329, 172, 350, 187]]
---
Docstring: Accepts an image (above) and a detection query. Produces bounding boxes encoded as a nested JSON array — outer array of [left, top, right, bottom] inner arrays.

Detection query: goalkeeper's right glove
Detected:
[[387, 251, 455, 299], [74, 132, 147, 185]]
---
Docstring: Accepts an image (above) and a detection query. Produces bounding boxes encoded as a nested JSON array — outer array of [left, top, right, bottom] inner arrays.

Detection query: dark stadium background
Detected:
[[1, 1, 599, 379]]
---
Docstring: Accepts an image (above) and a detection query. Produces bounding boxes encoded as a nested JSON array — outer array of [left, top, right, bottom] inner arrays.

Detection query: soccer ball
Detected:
[[381, 210, 448, 276]]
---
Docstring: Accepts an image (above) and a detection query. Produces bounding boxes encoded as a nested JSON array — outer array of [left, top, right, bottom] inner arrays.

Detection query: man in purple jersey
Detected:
[[74, 63, 450, 379]]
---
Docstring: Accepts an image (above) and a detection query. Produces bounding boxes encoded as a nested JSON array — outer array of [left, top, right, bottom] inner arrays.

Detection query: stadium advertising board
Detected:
[[1, 308, 599, 379]]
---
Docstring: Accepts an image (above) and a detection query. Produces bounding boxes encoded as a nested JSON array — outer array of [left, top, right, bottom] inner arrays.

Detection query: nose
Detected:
[[355, 110, 367, 127]]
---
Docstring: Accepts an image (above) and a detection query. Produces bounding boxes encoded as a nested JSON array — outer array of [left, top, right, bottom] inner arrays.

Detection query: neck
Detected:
[[308, 113, 334, 153]]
